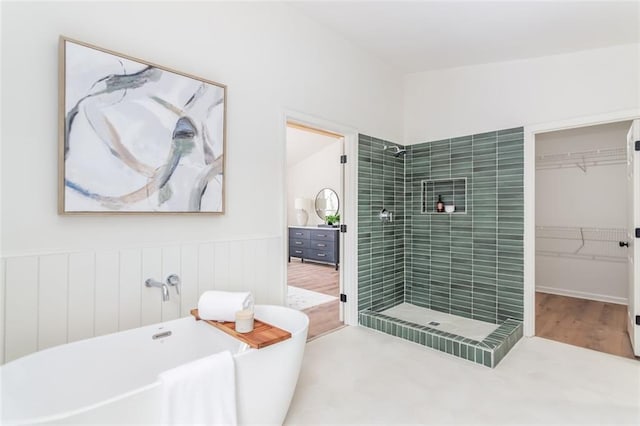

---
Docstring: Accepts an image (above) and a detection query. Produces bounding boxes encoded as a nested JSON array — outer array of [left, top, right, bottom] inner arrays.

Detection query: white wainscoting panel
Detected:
[[38, 254, 69, 351], [242, 240, 257, 297], [214, 241, 231, 291], [180, 244, 199, 317], [267, 237, 284, 304], [94, 251, 120, 336], [1, 236, 281, 364], [119, 249, 142, 332], [0, 259, 6, 365], [68, 252, 95, 343], [198, 243, 216, 296], [161, 246, 181, 322], [229, 241, 245, 291], [5, 256, 39, 362], [141, 247, 162, 327], [251, 239, 268, 303]]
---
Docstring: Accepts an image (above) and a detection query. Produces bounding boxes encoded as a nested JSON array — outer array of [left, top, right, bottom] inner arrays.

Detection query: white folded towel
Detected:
[[198, 291, 253, 322], [159, 351, 237, 425]]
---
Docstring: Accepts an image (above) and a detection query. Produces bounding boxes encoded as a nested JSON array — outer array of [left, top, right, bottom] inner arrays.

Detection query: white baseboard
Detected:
[[536, 285, 627, 306]]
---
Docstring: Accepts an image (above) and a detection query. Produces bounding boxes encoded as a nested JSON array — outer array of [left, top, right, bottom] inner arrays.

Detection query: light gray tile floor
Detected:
[[285, 326, 640, 425]]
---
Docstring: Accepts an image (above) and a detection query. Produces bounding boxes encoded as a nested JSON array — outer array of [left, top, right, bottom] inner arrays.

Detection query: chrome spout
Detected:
[[145, 278, 170, 302]]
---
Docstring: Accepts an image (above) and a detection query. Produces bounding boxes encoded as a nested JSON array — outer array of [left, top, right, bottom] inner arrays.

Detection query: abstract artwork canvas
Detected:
[[59, 37, 226, 213]]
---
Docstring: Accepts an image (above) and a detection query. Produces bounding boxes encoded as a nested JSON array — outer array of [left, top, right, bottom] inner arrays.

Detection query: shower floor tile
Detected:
[[381, 303, 499, 341]]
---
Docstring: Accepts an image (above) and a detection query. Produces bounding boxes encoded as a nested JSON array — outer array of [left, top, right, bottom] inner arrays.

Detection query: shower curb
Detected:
[[359, 310, 523, 368]]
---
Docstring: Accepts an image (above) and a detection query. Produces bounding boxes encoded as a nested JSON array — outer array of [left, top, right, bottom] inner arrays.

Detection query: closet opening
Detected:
[[285, 121, 345, 340], [534, 120, 637, 359]]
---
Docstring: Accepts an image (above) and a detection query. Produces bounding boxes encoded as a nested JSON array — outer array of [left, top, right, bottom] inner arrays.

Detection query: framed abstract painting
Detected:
[[58, 36, 226, 213]]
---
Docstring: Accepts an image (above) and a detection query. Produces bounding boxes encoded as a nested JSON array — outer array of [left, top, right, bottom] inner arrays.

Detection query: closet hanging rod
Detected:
[[535, 159, 626, 171], [535, 250, 627, 264], [536, 147, 626, 171], [536, 147, 626, 163], [535, 226, 626, 242], [535, 235, 625, 242]]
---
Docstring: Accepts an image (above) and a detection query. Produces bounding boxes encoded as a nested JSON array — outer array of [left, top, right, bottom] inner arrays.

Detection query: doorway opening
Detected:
[[285, 121, 345, 340], [534, 120, 637, 359]]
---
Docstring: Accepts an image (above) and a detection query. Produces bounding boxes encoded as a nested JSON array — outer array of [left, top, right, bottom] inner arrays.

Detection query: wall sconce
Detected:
[[294, 198, 310, 226]]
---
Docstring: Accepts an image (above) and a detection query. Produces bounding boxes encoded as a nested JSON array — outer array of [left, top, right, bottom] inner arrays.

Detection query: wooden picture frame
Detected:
[[59, 36, 226, 214]]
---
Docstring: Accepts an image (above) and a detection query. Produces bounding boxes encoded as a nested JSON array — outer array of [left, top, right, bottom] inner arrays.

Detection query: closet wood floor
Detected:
[[535, 292, 636, 360], [288, 260, 343, 340]]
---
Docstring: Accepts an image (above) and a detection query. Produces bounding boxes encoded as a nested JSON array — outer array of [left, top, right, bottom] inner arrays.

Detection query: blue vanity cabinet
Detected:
[[288, 227, 339, 270]]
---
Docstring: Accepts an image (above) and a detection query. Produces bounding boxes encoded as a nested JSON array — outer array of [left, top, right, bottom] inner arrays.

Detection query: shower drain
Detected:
[[428, 321, 440, 326]]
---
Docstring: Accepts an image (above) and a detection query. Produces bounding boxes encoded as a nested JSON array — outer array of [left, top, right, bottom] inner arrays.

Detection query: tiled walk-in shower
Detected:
[[357, 129, 524, 367]]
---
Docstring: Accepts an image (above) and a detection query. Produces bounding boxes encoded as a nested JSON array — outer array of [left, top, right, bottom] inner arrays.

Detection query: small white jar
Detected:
[[235, 309, 254, 333]]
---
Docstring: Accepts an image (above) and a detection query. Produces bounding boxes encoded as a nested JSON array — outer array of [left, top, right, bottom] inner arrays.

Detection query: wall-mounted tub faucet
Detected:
[[145, 278, 170, 302], [166, 274, 181, 296]]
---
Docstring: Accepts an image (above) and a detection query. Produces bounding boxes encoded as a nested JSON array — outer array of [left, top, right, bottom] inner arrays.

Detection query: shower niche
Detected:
[[422, 178, 467, 214]]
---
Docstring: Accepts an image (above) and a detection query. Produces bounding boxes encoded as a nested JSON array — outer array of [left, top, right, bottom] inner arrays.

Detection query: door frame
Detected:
[[523, 108, 640, 337], [281, 109, 359, 326]]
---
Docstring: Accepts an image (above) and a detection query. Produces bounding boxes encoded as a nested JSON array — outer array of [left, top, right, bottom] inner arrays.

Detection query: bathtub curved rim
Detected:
[[1, 316, 245, 423], [1, 305, 308, 425], [253, 304, 309, 335]]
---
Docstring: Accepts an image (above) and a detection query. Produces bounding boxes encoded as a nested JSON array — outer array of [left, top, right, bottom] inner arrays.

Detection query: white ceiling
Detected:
[[286, 126, 342, 167], [291, 1, 640, 73]]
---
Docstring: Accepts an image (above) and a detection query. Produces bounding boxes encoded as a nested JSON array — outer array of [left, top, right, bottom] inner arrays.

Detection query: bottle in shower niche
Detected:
[[436, 195, 445, 213]]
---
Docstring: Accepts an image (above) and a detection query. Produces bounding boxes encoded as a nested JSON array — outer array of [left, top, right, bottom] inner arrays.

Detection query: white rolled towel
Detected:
[[198, 291, 254, 322]]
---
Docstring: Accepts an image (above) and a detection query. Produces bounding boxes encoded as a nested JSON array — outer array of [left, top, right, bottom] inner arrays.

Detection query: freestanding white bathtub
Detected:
[[1, 305, 308, 425]]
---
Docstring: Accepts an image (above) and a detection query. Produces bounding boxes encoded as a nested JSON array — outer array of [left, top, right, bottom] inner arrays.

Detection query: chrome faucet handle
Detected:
[[166, 274, 181, 295]]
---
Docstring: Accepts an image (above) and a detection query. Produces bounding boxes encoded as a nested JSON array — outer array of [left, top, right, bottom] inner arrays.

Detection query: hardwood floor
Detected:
[[287, 259, 343, 340], [536, 292, 637, 360]]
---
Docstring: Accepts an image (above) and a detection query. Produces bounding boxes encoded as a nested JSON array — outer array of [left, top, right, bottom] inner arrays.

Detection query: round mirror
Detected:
[[315, 188, 339, 221]]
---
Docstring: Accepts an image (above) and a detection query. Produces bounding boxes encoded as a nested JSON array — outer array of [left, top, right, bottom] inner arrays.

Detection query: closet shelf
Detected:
[[535, 226, 628, 263], [535, 147, 626, 172], [535, 226, 627, 242]]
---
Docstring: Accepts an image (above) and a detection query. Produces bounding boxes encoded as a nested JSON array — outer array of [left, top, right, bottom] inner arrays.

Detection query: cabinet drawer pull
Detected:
[[317, 253, 326, 257], [295, 241, 303, 245], [295, 250, 303, 254], [295, 232, 303, 236], [317, 243, 326, 247], [316, 234, 326, 237]]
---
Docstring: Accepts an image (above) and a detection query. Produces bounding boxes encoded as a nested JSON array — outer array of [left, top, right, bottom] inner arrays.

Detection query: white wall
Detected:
[[404, 44, 640, 143], [0, 1, 402, 361], [287, 136, 343, 228], [0, 1, 402, 255], [535, 122, 630, 304]]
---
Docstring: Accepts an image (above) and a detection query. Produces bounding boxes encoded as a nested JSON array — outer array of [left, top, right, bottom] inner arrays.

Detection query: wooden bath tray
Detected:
[[190, 309, 291, 349]]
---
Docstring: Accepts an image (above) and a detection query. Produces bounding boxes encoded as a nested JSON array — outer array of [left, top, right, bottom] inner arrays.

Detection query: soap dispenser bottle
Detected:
[[436, 195, 445, 213]]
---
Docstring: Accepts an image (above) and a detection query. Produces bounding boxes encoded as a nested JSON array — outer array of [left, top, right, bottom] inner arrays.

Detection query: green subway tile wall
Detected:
[[357, 128, 524, 323], [406, 128, 524, 323], [358, 135, 405, 312]]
